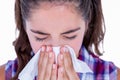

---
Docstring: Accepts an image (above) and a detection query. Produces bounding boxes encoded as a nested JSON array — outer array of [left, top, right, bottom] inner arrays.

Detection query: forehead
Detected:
[[26, 3, 85, 32]]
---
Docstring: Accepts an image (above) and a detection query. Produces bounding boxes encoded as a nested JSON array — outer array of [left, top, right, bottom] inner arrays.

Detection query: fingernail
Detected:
[[47, 46, 51, 52], [63, 47, 69, 53], [41, 46, 45, 52], [60, 54, 63, 60], [52, 64, 56, 69], [49, 52, 52, 58], [60, 67, 64, 72]]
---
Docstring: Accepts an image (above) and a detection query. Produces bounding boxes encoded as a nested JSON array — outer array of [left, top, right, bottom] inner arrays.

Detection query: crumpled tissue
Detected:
[[18, 45, 93, 80]]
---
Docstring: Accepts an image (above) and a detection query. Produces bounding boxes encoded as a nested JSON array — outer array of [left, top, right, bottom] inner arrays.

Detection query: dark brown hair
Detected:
[[12, 0, 105, 79]]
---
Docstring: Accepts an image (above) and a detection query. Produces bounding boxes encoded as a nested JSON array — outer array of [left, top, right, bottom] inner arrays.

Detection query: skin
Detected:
[[26, 3, 85, 80], [0, 2, 120, 80], [26, 4, 85, 56], [118, 68, 120, 79], [0, 65, 5, 80]]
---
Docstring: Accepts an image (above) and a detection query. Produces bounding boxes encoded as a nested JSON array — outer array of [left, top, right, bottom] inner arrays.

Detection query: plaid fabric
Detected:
[[78, 46, 117, 80], [5, 46, 117, 80], [5, 59, 18, 80]]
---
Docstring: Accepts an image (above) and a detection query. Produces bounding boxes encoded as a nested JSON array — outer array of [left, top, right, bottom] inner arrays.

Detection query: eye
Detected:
[[35, 37, 47, 41], [64, 35, 77, 40]]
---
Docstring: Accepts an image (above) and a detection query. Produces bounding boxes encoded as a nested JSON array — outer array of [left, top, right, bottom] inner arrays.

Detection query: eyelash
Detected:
[[35, 37, 47, 41], [64, 35, 77, 40], [35, 35, 77, 41]]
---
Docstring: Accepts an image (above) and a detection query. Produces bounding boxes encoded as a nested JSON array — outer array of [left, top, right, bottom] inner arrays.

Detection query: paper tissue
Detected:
[[18, 45, 93, 80]]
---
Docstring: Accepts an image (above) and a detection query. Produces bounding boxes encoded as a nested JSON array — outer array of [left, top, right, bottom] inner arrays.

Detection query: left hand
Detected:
[[57, 46, 80, 80]]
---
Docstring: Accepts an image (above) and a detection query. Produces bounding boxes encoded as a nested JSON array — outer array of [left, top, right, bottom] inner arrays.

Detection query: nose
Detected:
[[44, 38, 64, 47]]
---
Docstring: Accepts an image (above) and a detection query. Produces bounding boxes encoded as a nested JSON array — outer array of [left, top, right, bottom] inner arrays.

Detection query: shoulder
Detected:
[[79, 47, 118, 79], [80, 47, 117, 74], [88, 53, 117, 74], [0, 64, 5, 80], [5, 59, 18, 79], [118, 68, 120, 80]]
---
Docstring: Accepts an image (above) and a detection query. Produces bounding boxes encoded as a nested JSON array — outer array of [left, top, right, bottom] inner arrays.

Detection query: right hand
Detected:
[[37, 45, 57, 80]]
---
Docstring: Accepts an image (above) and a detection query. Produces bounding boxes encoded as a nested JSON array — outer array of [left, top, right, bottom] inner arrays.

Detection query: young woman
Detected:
[[0, 0, 120, 80]]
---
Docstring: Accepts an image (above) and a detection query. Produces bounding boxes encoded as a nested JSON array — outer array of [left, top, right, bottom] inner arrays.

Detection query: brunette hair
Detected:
[[12, 0, 105, 79]]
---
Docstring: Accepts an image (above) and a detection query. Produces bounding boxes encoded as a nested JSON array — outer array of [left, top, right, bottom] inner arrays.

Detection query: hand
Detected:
[[57, 46, 80, 80], [37, 45, 80, 80], [37, 45, 57, 80]]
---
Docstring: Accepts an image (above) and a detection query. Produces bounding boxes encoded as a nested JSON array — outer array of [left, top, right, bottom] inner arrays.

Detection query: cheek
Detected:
[[26, 30, 43, 53], [26, 26, 85, 55], [70, 39, 83, 57], [29, 39, 41, 53], [68, 35, 84, 57], [28, 35, 83, 55]]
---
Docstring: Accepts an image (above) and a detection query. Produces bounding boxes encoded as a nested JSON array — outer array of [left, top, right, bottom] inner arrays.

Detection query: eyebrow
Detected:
[[30, 27, 80, 35], [61, 27, 80, 35], [31, 29, 50, 35]]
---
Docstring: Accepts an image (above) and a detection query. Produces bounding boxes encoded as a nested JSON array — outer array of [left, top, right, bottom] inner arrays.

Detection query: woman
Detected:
[[0, 0, 120, 80]]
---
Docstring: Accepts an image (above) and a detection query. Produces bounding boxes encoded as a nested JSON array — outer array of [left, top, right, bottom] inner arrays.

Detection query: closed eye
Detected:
[[35, 37, 47, 41], [64, 35, 77, 40]]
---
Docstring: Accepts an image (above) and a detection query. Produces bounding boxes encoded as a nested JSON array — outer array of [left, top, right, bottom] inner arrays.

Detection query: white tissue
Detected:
[[18, 45, 93, 80]]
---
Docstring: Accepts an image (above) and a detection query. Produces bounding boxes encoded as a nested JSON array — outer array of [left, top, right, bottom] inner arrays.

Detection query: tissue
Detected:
[[18, 45, 93, 80]]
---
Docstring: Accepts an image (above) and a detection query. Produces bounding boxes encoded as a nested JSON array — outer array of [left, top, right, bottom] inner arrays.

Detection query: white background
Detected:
[[0, 0, 120, 67]]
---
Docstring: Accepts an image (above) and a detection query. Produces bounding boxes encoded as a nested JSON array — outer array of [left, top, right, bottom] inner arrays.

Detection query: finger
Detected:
[[57, 52, 64, 67], [57, 52, 68, 80], [38, 46, 49, 80], [63, 69, 69, 80], [38, 45, 46, 80], [51, 64, 57, 80], [61, 47, 79, 80], [44, 51, 55, 80], [61, 47, 73, 73], [58, 50, 69, 80], [58, 67, 64, 80], [39, 45, 46, 65]]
